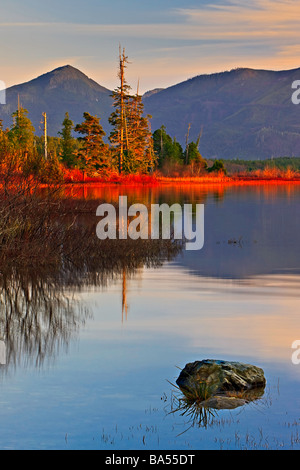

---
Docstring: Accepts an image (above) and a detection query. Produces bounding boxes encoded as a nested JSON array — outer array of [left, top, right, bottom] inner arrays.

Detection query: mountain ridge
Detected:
[[143, 65, 300, 159]]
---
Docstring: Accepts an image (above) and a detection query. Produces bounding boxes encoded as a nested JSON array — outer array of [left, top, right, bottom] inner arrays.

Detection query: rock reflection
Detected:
[[0, 197, 183, 371], [169, 385, 266, 430], [169, 359, 266, 430]]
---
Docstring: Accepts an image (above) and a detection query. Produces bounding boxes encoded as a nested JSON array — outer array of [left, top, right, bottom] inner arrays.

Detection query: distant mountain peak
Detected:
[[0, 64, 113, 137], [25, 64, 110, 94], [47, 64, 92, 79]]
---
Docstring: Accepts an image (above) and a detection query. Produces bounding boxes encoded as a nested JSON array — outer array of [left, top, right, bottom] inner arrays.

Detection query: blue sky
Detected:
[[1, 0, 300, 93]]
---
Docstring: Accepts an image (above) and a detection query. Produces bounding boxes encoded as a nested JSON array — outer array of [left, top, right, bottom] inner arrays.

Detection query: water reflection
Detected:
[[1, 183, 299, 373], [169, 385, 267, 431], [0, 196, 183, 371], [63, 182, 300, 278], [0, 267, 85, 370], [63, 181, 300, 205], [0, 183, 299, 449]]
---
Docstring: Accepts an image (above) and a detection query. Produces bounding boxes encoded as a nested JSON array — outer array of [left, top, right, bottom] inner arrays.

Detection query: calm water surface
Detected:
[[1, 183, 300, 450]]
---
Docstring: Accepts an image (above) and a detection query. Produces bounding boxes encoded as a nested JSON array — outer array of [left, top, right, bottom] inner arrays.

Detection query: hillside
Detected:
[[0, 65, 113, 138], [143, 67, 300, 160]]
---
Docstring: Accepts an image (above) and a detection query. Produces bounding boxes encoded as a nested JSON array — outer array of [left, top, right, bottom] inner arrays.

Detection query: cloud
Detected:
[[175, 0, 300, 39], [2, 0, 300, 42], [1, 1, 300, 92]]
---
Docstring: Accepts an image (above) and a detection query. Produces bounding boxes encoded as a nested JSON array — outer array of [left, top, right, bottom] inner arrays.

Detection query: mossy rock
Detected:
[[176, 359, 266, 398]]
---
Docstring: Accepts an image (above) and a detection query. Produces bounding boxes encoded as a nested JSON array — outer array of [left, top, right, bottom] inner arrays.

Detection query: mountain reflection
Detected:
[[0, 196, 183, 371]]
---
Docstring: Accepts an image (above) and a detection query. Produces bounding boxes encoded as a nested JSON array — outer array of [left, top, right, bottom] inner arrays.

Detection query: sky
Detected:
[[1, 0, 300, 93]]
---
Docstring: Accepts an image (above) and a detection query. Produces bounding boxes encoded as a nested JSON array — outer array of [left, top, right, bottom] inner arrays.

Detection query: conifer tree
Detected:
[[75, 112, 110, 175], [125, 92, 155, 173], [153, 126, 183, 167], [58, 112, 76, 167], [9, 107, 35, 156]]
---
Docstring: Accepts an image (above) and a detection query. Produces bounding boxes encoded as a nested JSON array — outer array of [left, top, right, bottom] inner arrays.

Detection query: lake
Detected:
[[0, 182, 300, 450]]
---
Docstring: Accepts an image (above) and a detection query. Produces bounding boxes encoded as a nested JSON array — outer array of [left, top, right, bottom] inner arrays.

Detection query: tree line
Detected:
[[0, 48, 214, 181]]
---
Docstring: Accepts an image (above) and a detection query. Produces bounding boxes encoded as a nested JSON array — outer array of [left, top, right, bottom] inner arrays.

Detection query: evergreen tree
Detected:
[[58, 112, 76, 167], [184, 141, 207, 167], [208, 159, 227, 174], [124, 92, 155, 173], [9, 107, 35, 156], [153, 126, 184, 167], [171, 137, 184, 164], [75, 112, 110, 175], [0, 122, 13, 165]]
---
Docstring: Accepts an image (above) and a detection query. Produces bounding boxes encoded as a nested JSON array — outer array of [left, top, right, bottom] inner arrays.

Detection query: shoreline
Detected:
[[61, 175, 300, 187]]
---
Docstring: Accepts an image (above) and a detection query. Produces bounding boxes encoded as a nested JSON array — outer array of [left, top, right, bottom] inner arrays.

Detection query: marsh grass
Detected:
[[167, 372, 219, 431]]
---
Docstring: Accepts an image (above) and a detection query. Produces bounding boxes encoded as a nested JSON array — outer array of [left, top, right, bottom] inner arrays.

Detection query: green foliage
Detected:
[[35, 136, 61, 161], [9, 107, 35, 155], [58, 112, 77, 167], [153, 126, 184, 167], [0, 107, 63, 182], [185, 142, 203, 164], [208, 159, 227, 174], [224, 156, 300, 172]]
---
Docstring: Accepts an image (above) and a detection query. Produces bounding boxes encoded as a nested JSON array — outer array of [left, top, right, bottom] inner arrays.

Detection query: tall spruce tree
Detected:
[[109, 47, 131, 173], [109, 47, 155, 174]]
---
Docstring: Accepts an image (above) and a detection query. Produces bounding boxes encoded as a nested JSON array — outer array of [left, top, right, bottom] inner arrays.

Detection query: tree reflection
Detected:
[[0, 266, 85, 369], [0, 195, 183, 371]]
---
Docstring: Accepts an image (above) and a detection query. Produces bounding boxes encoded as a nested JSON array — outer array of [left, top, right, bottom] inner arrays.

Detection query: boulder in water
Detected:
[[176, 359, 266, 409]]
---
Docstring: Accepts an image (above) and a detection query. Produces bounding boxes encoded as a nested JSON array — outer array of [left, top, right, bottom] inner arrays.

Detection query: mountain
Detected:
[[142, 88, 164, 99], [0, 65, 113, 138], [2, 65, 300, 159], [143, 67, 300, 160]]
